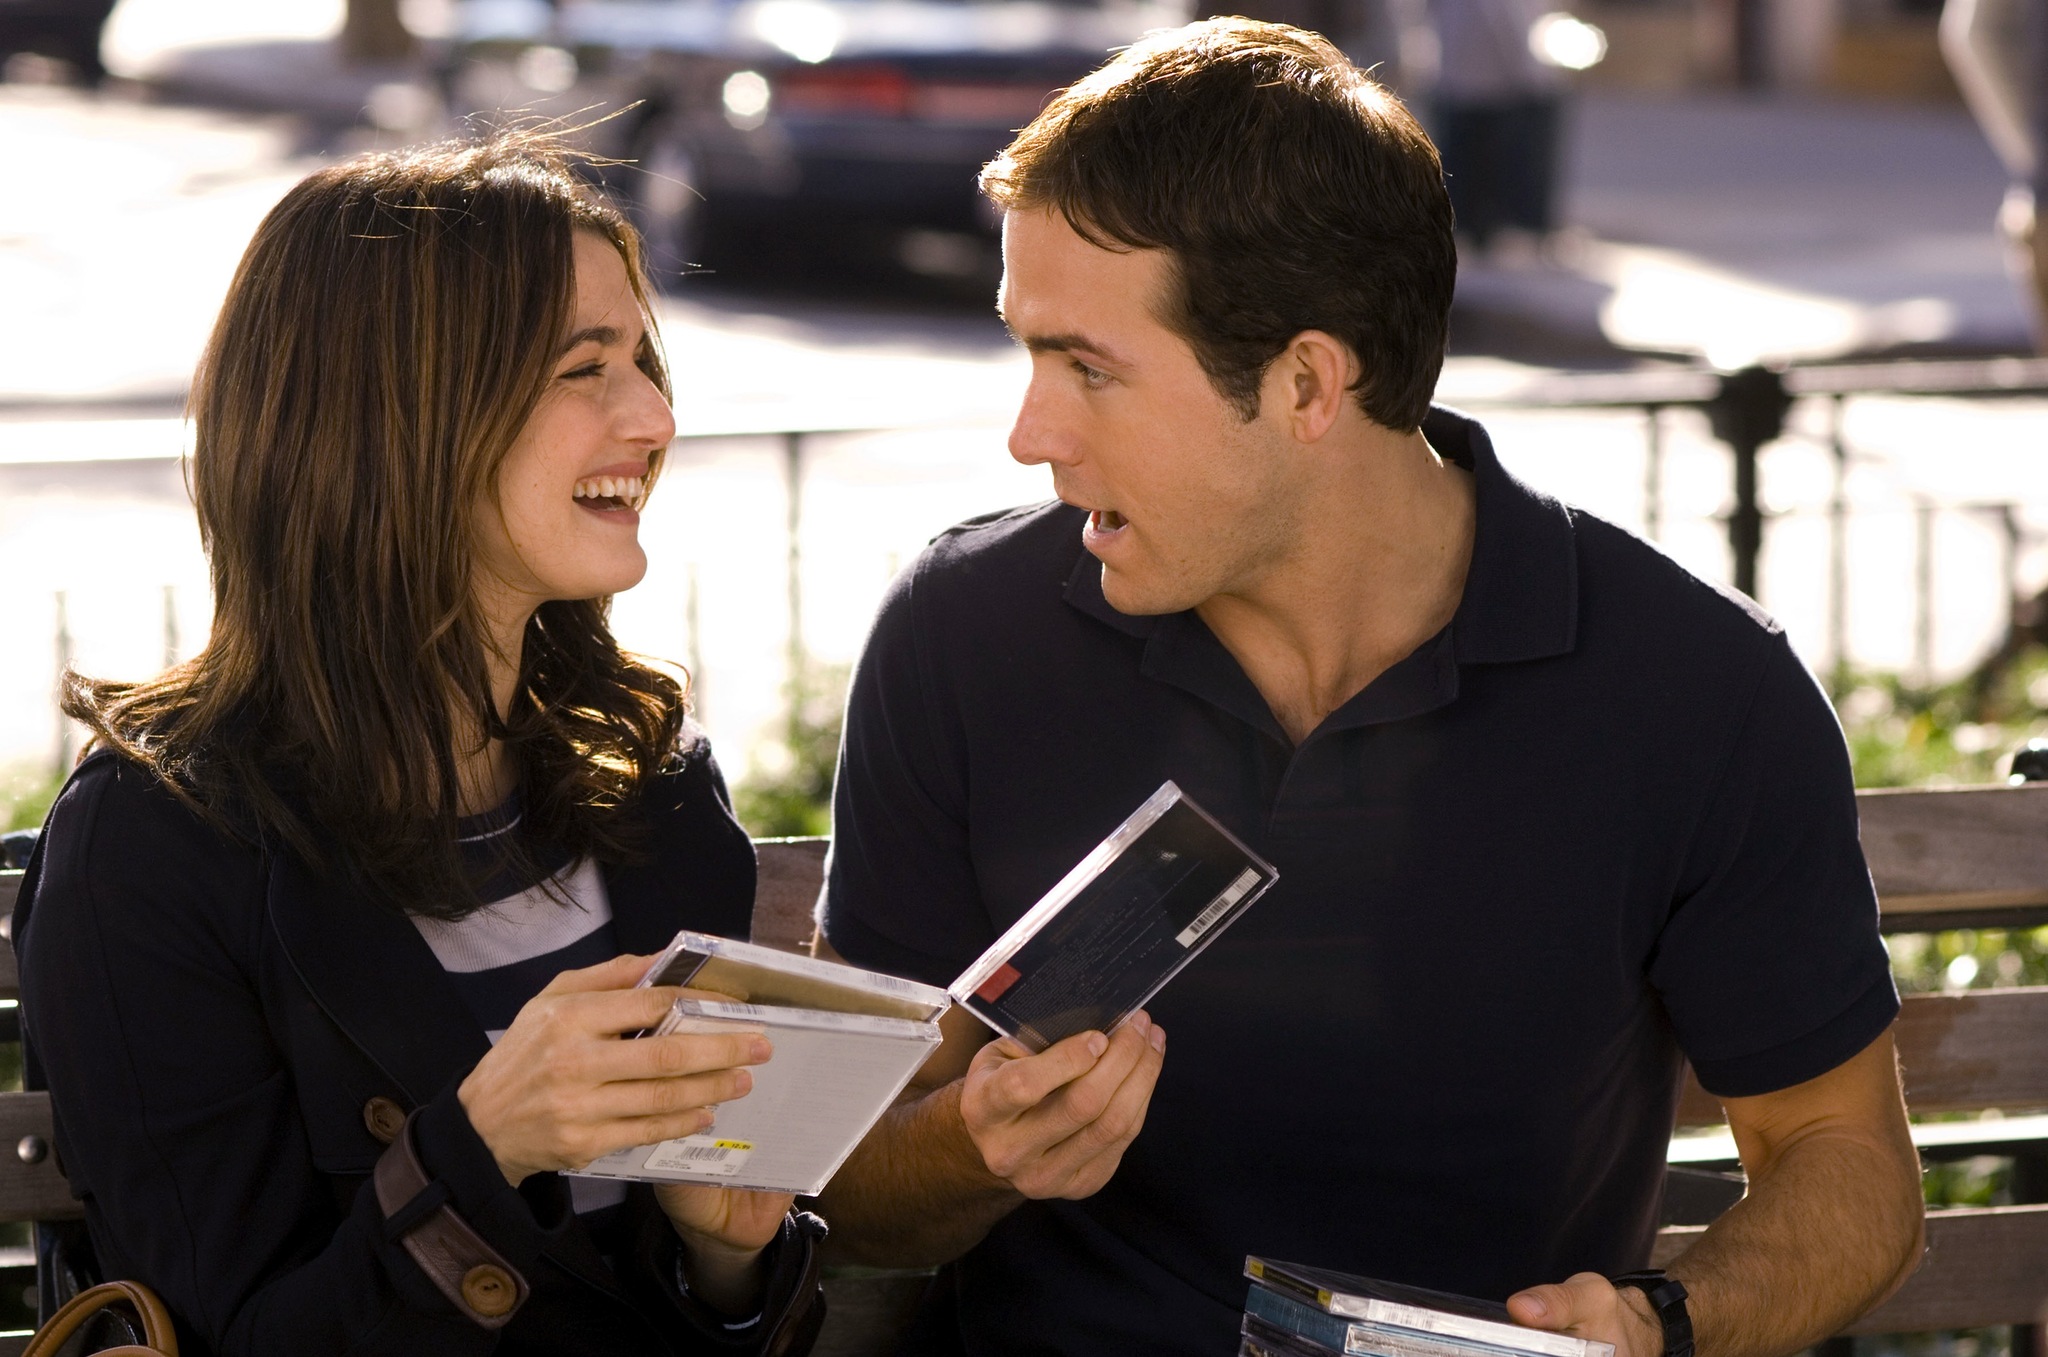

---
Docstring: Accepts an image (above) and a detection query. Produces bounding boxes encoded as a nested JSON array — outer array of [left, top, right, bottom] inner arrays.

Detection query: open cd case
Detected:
[[577, 785, 1275, 1192], [573, 933, 950, 1195], [1244, 1258, 1616, 1357], [950, 781, 1279, 1052]]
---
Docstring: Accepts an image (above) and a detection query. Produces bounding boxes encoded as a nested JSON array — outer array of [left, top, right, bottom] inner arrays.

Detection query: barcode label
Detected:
[[1175, 868, 1261, 946], [644, 1136, 756, 1176]]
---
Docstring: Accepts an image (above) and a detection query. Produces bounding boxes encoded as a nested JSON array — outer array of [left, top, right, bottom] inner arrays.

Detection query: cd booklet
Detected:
[[950, 781, 1279, 1052]]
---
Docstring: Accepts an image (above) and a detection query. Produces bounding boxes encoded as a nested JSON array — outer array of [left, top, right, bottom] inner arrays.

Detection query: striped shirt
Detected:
[[412, 797, 628, 1215]]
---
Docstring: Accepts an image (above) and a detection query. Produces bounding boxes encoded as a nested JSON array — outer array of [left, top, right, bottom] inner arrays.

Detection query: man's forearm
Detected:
[[1668, 1130, 1924, 1357], [817, 1080, 1023, 1267]]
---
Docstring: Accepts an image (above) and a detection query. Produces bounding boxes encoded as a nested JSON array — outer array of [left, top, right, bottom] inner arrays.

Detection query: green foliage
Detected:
[[1886, 927, 2048, 995], [1828, 651, 2048, 1000], [1835, 650, 2048, 791], [731, 664, 848, 839], [0, 765, 63, 834]]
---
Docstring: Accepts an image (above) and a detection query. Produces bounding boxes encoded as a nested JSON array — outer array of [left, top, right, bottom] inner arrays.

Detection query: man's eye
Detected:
[[1071, 359, 1109, 387]]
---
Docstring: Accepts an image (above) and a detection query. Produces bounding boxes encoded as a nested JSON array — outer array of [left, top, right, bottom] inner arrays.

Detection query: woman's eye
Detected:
[[560, 361, 604, 380]]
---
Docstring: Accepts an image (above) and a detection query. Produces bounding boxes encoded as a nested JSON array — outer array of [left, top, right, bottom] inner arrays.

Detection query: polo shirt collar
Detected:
[[1429, 404, 1579, 665], [1060, 405, 1578, 736]]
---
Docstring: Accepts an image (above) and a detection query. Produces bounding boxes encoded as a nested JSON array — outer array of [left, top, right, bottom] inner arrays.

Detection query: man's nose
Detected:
[[1008, 377, 1076, 469]]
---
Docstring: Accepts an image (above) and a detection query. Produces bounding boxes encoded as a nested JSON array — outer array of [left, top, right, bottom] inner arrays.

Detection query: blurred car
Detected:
[[0, 0, 116, 81], [446, 0, 1191, 279]]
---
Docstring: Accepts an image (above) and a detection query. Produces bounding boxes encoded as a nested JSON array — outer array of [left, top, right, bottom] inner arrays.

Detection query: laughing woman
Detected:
[[12, 135, 824, 1356]]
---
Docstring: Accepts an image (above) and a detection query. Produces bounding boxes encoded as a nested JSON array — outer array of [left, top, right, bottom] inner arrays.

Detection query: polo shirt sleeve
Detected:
[[1650, 631, 1899, 1098], [819, 559, 990, 989]]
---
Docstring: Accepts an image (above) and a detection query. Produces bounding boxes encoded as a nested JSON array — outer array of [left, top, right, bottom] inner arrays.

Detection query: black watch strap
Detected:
[[1610, 1270, 1693, 1357]]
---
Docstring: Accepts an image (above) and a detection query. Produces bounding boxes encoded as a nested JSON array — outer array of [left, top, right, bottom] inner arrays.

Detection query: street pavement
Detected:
[[3, 53, 2046, 783], [1458, 91, 2030, 363]]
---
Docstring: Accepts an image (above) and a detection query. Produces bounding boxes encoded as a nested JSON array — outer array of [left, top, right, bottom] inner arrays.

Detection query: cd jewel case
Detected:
[[949, 780, 1279, 1052], [1244, 1258, 1616, 1357]]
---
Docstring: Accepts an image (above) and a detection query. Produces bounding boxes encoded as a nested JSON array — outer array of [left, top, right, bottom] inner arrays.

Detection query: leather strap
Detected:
[[1610, 1270, 1694, 1357], [22, 1279, 179, 1357], [372, 1110, 529, 1330]]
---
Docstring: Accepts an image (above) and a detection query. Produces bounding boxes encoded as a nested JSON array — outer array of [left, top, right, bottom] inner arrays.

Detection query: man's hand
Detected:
[[1509, 1274, 1666, 1357], [1503, 1031, 1922, 1357], [960, 1011, 1166, 1199]]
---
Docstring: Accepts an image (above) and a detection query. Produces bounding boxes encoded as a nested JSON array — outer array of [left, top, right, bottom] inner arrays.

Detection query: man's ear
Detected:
[[1269, 331, 1360, 444]]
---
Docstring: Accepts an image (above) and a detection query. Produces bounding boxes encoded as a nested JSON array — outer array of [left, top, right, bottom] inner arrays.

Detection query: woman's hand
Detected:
[[458, 952, 773, 1186], [655, 1182, 797, 1314]]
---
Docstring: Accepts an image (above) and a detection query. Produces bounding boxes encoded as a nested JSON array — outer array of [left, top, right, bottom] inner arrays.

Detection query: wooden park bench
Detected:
[[1, 789, 2045, 1354]]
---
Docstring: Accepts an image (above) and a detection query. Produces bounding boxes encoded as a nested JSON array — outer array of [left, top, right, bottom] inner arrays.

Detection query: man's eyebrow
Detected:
[[999, 317, 1130, 367]]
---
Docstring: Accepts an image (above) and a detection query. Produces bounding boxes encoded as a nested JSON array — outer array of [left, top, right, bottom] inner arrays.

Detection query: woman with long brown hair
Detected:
[[11, 132, 825, 1355]]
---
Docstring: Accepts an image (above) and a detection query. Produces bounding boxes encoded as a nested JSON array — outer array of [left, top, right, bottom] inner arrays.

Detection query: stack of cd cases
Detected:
[[1241, 1258, 1616, 1357]]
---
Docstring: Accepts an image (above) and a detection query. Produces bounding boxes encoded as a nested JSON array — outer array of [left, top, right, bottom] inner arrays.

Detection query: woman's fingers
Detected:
[[464, 957, 781, 1184], [544, 983, 693, 1038], [583, 1062, 757, 1123], [538, 950, 664, 996], [571, 1028, 773, 1085]]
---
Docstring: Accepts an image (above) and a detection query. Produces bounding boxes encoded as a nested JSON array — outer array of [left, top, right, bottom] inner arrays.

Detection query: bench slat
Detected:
[[1656, 1205, 2048, 1333], [0, 1093, 79, 1223], [1861, 783, 2048, 919], [752, 839, 827, 956], [1675, 986, 2048, 1128]]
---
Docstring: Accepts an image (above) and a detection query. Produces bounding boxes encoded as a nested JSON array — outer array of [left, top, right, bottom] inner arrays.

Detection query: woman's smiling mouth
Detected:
[[572, 474, 645, 514]]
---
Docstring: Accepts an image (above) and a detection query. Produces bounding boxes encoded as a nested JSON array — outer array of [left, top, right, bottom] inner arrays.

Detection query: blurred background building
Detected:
[[2, 0, 2047, 842]]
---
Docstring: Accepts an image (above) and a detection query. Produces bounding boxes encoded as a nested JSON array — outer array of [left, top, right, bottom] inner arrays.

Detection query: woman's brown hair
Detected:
[[64, 130, 689, 920]]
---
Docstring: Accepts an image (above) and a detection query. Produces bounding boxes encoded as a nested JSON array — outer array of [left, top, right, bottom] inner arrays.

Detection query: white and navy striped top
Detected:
[[412, 796, 629, 1216]]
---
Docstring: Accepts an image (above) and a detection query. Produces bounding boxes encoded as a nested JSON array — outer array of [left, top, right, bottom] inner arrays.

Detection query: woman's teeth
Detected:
[[572, 475, 646, 508]]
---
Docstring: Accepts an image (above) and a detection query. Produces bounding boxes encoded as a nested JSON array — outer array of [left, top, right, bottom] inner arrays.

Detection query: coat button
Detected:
[[362, 1096, 407, 1145], [462, 1263, 517, 1318]]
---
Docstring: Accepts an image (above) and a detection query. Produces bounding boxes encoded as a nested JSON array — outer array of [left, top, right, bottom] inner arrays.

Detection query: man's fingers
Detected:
[[1507, 1273, 1610, 1332], [972, 1027, 1113, 1120], [1021, 1020, 1165, 1191], [1013, 1016, 1153, 1142]]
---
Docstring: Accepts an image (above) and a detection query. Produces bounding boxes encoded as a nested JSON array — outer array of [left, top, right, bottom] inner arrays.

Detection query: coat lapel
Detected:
[[266, 847, 643, 1304], [265, 851, 489, 1107]]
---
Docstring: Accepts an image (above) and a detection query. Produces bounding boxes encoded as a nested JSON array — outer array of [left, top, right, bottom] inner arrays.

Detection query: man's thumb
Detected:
[[1507, 1273, 1606, 1331]]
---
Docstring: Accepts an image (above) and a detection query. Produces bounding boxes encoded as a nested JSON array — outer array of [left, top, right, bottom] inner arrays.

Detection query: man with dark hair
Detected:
[[814, 19, 1924, 1357]]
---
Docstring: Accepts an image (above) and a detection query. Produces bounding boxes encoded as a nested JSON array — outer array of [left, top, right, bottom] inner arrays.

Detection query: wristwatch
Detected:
[[1609, 1270, 1693, 1357]]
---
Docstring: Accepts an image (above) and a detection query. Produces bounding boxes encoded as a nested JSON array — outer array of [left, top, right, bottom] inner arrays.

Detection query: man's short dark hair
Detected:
[[981, 18, 1455, 432]]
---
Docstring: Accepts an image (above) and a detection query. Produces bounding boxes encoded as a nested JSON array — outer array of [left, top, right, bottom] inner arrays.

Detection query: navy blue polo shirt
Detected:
[[821, 407, 1897, 1357]]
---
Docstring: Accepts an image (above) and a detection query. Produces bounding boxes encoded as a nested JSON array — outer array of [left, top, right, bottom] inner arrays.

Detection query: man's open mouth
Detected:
[[1090, 509, 1127, 532]]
